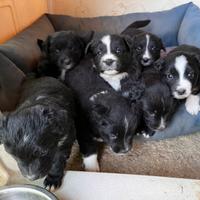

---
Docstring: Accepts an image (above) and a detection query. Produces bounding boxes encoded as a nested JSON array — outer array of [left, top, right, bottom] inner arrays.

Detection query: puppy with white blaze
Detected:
[[154, 45, 200, 115], [65, 58, 140, 172], [0, 77, 76, 190], [121, 19, 166, 68], [86, 34, 144, 102]]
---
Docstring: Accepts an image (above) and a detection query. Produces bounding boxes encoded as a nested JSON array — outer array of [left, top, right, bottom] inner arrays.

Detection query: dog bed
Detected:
[[0, 2, 200, 178]]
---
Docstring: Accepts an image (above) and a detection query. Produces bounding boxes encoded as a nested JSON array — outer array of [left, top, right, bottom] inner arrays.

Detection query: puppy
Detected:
[[37, 30, 94, 80], [65, 57, 140, 171], [0, 77, 76, 189], [138, 68, 177, 137], [154, 45, 200, 115], [86, 34, 143, 102], [121, 20, 166, 67]]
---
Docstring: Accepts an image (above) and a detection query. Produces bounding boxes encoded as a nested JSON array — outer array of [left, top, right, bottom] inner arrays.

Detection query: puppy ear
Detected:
[[38, 36, 51, 54], [85, 39, 96, 55], [190, 53, 200, 66], [159, 39, 166, 52], [154, 58, 165, 71], [80, 31, 95, 46], [123, 35, 133, 51], [37, 39, 44, 51]]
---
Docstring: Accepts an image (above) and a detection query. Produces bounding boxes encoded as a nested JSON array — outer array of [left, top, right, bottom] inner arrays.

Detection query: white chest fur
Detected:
[[100, 72, 128, 91]]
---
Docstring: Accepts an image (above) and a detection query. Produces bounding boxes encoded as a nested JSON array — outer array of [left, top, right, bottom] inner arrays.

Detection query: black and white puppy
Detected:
[[139, 68, 177, 137], [65, 58, 140, 171], [154, 45, 200, 115], [37, 30, 94, 80], [86, 34, 143, 102], [121, 20, 166, 67], [0, 77, 76, 189]]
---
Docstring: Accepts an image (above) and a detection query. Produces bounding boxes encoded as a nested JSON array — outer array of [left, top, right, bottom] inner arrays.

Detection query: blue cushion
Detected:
[[48, 3, 191, 47], [130, 2, 191, 47], [178, 3, 200, 47]]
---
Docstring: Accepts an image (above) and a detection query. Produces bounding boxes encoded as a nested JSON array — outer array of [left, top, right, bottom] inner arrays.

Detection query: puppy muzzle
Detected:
[[141, 58, 153, 66], [173, 89, 190, 99]]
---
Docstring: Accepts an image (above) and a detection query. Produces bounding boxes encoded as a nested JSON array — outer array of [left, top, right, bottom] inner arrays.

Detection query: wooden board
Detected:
[[0, 0, 47, 43]]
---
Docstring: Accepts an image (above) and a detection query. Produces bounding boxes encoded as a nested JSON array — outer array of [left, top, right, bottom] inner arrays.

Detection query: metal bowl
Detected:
[[0, 184, 58, 200]]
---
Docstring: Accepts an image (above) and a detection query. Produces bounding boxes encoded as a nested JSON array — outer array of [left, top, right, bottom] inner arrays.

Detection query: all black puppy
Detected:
[[0, 77, 76, 189], [154, 44, 200, 115], [65, 58, 140, 171], [121, 20, 165, 68], [37, 30, 94, 80], [86, 34, 144, 102], [138, 68, 177, 137]]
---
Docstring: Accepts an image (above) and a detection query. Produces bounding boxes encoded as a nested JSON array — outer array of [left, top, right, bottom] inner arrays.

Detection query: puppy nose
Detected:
[[63, 58, 71, 65], [112, 146, 130, 154], [142, 58, 150, 63], [158, 126, 165, 131], [177, 89, 186, 95], [104, 59, 114, 66]]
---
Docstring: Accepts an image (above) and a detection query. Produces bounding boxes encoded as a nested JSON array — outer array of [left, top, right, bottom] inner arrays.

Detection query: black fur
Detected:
[[138, 68, 177, 136], [0, 77, 76, 189], [121, 20, 165, 68], [64, 57, 140, 159], [154, 45, 200, 98], [36, 30, 94, 80], [86, 34, 143, 102]]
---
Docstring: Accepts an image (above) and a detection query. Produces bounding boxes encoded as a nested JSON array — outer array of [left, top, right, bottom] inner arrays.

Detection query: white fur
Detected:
[[93, 137, 104, 142], [36, 96, 46, 101], [123, 116, 130, 152], [100, 72, 128, 91], [58, 135, 68, 147], [100, 35, 118, 69], [157, 117, 166, 130], [142, 133, 150, 139], [83, 154, 100, 172], [173, 55, 192, 99], [103, 70, 119, 75], [185, 94, 200, 115], [124, 116, 129, 134], [60, 69, 67, 81], [89, 90, 108, 102], [143, 34, 151, 59], [23, 135, 30, 143], [26, 175, 36, 180]]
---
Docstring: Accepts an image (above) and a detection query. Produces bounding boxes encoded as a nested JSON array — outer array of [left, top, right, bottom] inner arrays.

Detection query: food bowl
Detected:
[[0, 184, 58, 200]]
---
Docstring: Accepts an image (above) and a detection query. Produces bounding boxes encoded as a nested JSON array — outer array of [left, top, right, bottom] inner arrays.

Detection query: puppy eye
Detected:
[[166, 73, 173, 80], [68, 46, 74, 51], [187, 72, 194, 78], [116, 48, 121, 54], [100, 120, 108, 127], [136, 46, 142, 52], [149, 112, 155, 117], [148, 110, 157, 117], [151, 46, 156, 51], [55, 49, 60, 54], [97, 50, 102, 55], [111, 134, 117, 140]]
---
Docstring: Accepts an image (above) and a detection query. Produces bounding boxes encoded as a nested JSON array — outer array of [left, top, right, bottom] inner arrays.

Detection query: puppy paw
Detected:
[[141, 130, 155, 138], [185, 95, 200, 115], [44, 174, 63, 191], [142, 133, 150, 139], [83, 154, 100, 172]]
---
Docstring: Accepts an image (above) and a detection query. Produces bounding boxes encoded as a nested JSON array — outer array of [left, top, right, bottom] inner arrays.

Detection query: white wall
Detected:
[[48, 0, 200, 17]]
